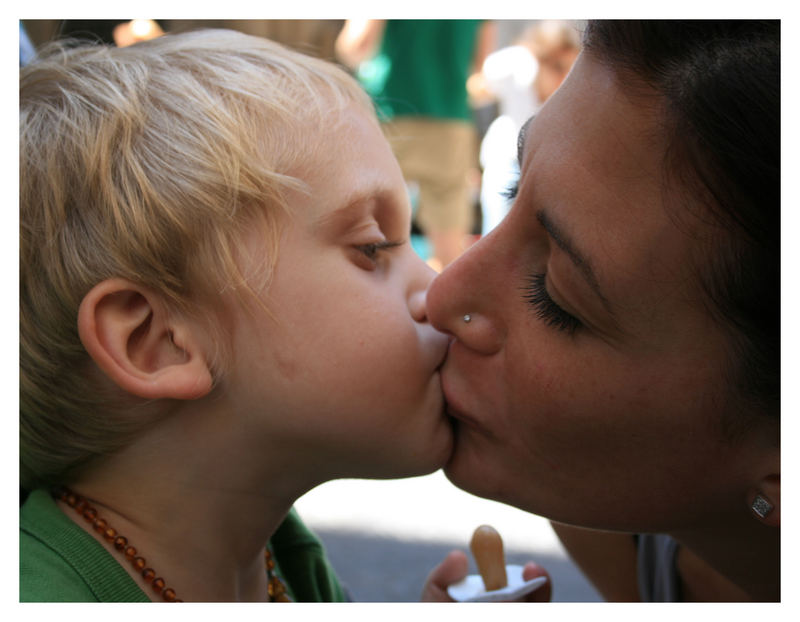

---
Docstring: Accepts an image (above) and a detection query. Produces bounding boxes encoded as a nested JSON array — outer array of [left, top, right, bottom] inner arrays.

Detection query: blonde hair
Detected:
[[20, 29, 375, 489]]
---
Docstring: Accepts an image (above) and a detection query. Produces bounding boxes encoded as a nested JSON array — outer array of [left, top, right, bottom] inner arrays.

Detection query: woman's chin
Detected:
[[442, 427, 506, 502]]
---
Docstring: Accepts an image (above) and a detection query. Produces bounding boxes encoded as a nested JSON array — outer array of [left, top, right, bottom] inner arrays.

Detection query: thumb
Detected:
[[421, 550, 469, 601], [521, 561, 552, 602]]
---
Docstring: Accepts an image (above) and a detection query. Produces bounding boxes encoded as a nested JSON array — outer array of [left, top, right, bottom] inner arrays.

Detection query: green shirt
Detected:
[[360, 19, 482, 121], [20, 489, 346, 602]]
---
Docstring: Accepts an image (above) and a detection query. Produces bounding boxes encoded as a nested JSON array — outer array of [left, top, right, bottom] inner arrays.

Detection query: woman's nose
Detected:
[[426, 238, 504, 355]]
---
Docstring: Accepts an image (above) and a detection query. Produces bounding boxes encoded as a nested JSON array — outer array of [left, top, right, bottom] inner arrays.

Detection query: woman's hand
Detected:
[[420, 550, 552, 602]]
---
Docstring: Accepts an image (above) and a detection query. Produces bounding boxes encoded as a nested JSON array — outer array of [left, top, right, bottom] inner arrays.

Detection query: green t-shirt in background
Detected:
[[360, 19, 482, 121]]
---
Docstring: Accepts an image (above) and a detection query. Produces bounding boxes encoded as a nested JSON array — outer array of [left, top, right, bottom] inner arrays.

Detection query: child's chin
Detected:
[[380, 426, 455, 479]]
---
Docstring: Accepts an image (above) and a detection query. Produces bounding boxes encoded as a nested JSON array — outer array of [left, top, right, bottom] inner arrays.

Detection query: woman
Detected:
[[425, 20, 779, 602]]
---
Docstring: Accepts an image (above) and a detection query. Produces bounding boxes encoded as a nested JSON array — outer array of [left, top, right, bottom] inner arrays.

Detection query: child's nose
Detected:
[[408, 289, 428, 323]]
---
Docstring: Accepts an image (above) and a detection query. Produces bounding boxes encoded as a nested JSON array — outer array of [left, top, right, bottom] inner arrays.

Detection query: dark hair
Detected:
[[583, 20, 780, 428]]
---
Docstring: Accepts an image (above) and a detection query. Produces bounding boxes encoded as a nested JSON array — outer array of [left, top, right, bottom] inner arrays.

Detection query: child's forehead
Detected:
[[277, 102, 376, 157], [282, 109, 403, 234], [313, 191, 380, 231]]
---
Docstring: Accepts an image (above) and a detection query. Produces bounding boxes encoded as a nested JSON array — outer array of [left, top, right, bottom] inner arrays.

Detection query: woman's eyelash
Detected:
[[523, 273, 581, 335], [501, 180, 519, 201], [501, 161, 521, 201]]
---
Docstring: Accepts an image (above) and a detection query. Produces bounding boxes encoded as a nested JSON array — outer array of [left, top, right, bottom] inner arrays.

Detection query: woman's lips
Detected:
[[440, 362, 503, 442], [442, 375, 483, 430], [446, 403, 478, 427]]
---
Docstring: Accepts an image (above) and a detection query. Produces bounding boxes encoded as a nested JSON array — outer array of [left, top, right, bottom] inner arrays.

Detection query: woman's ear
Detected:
[[77, 278, 213, 401], [749, 473, 780, 528]]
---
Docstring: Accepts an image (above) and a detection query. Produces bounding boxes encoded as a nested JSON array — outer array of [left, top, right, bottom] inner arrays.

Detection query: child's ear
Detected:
[[77, 278, 213, 401]]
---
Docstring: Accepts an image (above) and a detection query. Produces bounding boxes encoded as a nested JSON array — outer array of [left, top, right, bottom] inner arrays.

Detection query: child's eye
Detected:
[[353, 240, 403, 268]]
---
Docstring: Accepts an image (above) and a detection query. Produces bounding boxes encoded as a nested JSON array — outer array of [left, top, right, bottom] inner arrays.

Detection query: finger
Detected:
[[522, 561, 552, 601], [420, 550, 469, 602]]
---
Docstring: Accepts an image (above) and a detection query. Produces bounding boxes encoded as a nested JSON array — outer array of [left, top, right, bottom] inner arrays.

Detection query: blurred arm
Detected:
[[467, 20, 498, 104], [335, 19, 387, 70], [472, 20, 497, 73]]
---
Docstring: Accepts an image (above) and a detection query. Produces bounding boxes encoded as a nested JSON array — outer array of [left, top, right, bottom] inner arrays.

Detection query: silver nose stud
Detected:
[[463, 314, 472, 323]]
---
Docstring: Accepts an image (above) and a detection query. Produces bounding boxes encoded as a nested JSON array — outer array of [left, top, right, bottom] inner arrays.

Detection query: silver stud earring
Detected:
[[463, 314, 472, 323], [751, 494, 774, 519]]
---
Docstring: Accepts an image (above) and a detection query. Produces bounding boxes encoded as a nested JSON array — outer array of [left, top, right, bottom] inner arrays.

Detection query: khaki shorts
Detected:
[[382, 118, 477, 234]]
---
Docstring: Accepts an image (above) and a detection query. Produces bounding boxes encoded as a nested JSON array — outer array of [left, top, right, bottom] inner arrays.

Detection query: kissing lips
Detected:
[[442, 378, 485, 433]]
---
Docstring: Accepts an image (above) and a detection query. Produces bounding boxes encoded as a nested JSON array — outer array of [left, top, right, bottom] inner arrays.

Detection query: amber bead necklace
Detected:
[[54, 487, 291, 602]]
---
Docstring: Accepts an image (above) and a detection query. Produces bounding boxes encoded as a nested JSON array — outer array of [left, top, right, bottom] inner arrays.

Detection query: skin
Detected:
[[424, 52, 779, 600], [222, 106, 452, 482], [69, 105, 452, 601]]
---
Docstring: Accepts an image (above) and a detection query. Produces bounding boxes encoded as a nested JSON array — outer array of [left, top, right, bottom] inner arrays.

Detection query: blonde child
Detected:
[[20, 29, 453, 601]]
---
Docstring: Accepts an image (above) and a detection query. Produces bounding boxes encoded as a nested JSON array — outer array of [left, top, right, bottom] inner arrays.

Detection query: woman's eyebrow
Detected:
[[537, 209, 615, 317]]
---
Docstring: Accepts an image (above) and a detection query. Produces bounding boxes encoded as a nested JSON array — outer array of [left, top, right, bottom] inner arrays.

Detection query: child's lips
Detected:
[[435, 335, 454, 371], [434, 332, 452, 373]]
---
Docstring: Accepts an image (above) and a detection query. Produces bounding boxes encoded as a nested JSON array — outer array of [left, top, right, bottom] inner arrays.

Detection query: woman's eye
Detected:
[[523, 273, 581, 335], [500, 163, 521, 201], [501, 180, 519, 201]]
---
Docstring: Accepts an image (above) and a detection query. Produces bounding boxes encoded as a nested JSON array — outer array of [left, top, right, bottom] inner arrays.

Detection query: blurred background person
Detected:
[[336, 19, 495, 271], [475, 20, 581, 235]]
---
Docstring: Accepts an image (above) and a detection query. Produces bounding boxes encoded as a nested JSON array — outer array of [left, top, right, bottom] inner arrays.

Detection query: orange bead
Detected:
[[75, 499, 87, 514], [66, 493, 77, 507], [142, 568, 156, 583], [93, 518, 107, 533], [103, 526, 117, 541], [133, 557, 146, 571], [268, 578, 286, 598], [83, 507, 97, 522], [152, 578, 165, 594], [163, 588, 177, 601], [124, 546, 137, 560], [114, 536, 128, 550]]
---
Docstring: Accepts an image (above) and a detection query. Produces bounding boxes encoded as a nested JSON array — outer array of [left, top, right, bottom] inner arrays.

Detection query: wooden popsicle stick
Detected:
[[470, 525, 508, 591]]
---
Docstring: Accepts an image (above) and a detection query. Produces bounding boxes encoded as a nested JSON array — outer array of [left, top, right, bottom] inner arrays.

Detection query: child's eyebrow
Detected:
[[315, 193, 377, 233]]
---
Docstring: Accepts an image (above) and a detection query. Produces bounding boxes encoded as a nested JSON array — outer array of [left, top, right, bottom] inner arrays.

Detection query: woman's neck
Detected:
[[671, 514, 779, 602]]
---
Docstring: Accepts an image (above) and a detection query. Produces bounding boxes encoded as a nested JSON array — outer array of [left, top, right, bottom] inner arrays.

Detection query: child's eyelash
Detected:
[[523, 273, 581, 335], [356, 240, 403, 262]]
